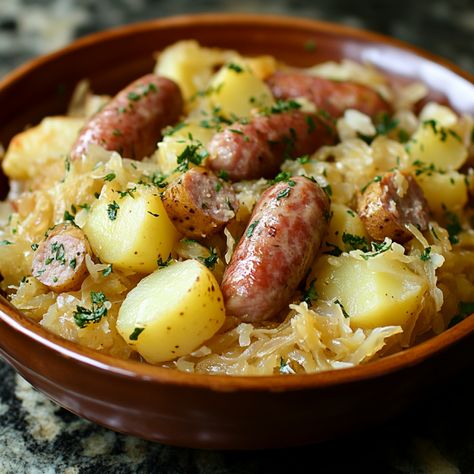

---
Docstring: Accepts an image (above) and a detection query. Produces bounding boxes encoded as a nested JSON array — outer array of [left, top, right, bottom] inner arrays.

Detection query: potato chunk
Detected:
[[209, 63, 274, 119], [415, 171, 468, 219], [117, 259, 225, 363], [83, 185, 179, 272], [312, 252, 427, 329], [324, 203, 369, 253], [2, 116, 84, 180], [408, 120, 467, 171]]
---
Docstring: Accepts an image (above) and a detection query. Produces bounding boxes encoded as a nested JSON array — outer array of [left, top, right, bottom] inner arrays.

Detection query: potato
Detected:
[[324, 203, 369, 253], [209, 63, 274, 119], [117, 259, 225, 363], [415, 171, 468, 219], [311, 252, 427, 329], [155, 40, 233, 100], [83, 185, 180, 272], [407, 120, 467, 171], [156, 122, 214, 175], [2, 116, 84, 180]]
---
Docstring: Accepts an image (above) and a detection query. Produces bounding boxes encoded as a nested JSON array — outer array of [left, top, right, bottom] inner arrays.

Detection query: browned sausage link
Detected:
[[266, 71, 392, 119], [357, 171, 430, 243], [207, 111, 336, 181], [70, 74, 183, 161], [162, 166, 239, 239], [32, 223, 92, 292], [222, 176, 330, 322]]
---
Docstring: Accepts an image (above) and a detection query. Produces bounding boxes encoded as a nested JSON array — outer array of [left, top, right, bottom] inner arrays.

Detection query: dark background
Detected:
[[0, 0, 473, 472]]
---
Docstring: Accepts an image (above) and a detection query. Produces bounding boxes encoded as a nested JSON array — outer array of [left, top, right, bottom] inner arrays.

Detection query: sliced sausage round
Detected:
[[222, 176, 330, 322], [207, 110, 336, 181], [162, 166, 239, 239], [267, 71, 391, 119], [70, 74, 183, 161], [357, 171, 430, 243], [32, 223, 92, 292]]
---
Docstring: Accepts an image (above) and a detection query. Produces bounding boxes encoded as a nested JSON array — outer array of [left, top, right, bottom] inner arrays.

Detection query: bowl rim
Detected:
[[0, 12, 473, 392]]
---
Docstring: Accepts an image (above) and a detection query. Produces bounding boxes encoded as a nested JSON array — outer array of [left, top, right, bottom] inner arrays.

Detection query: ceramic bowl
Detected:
[[0, 14, 473, 449]]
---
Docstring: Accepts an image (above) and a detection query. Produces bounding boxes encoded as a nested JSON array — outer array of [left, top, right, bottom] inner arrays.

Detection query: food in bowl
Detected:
[[0, 40, 473, 376]]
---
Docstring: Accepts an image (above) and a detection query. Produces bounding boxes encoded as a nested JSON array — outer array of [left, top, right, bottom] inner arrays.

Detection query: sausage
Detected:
[[357, 171, 430, 243], [222, 176, 330, 322], [266, 71, 391, 119], [32, 223, 92, 292], [70, 74, 183, 161], [162, 166, 239, 239], [207, 110, 336, 181]]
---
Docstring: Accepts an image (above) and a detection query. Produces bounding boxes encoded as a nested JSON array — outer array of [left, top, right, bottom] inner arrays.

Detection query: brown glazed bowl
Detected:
[[0, 14, 473, 450]]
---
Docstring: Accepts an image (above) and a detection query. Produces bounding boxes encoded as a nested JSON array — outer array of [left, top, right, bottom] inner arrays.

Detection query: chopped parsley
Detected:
[[360, 240, 393, 260], [73, 291, 109, 328], [444, 210, 462, 244], [246, 220, 260, 238], [420, 247, 432, 261], [276, 187, 292, 200], [271, 171, 296, 186], [375, 113, 399, 136], [198, 247, 219, 270], [217, 170, 230, 181], [129, 327, 145, 341], [342, 233, 370, 252], [107, 201, 120, 220], [127, 91, 141, 101], [0, 240, 13, 246], [102, 264, 113, 276], [50, 241, 66, 265], [324, 242, 343, 257], [448, 301, 474, 328], [175, 144, 209, 172], [335, 299, 350, 318], [322, 184, 332, 197], [104, 172, 116, 182], [227, 63, 244, 73], [69, 258, 77, 269], [346, 209, 356, 217], [147, 211, 159, 217], [303, 279, 318, 305], [279, 357, 294, 375], [157, 254, 172, 268], [31, 243, 39, 251], [398, 129, 410, 143], [112, 129, 122, 137], [360, 175, 382, 194], [117, 187, 136, 199], [264, 99, 301, 115], [63, 210, 75, 222], [297, 155, 310, 164]]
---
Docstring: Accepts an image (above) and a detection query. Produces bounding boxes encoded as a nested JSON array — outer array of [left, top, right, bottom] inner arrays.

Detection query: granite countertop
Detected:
[[0, 1, 473, 473]]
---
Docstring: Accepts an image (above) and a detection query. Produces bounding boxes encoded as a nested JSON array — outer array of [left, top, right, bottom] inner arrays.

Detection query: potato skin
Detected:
[[357, 171, 429, 243], [162, 166, 238, 238]]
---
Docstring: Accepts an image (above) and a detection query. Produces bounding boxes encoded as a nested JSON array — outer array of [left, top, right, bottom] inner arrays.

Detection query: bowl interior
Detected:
[[0, 13, 473, 389]]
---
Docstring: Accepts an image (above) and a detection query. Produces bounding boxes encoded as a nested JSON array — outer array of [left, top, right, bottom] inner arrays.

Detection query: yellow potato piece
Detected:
[[209, 63, 274, 119], [157, 122, 214, 175], [84, 185, 180, 272], [416, 171, 468, 219], [155, 40, 234, 100], [408, 121, 467, 171], [312, 253, 427, 329], [117, 259, 226, 363], [2, 116, 84, 180], [324, 203, 369, 252]]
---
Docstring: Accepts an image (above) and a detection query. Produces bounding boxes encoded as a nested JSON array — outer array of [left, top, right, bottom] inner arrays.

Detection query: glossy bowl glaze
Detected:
[[0, 14, 473, 449]]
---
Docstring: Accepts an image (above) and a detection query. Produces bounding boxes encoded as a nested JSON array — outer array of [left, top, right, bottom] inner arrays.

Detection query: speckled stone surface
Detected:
[[0, 1, 473, 472]]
